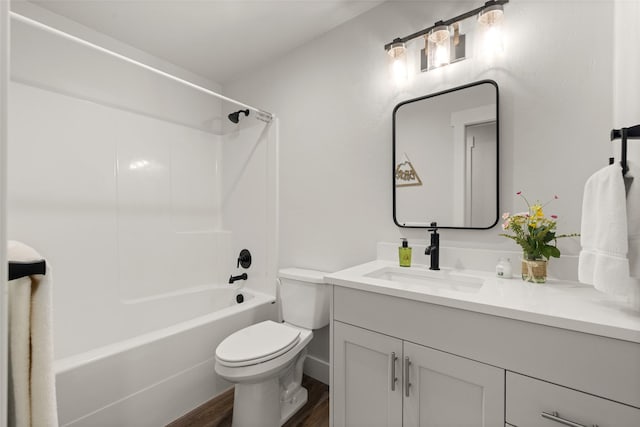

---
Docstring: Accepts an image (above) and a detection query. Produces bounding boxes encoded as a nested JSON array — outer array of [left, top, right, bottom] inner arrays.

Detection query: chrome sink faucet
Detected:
[[425, 222, 440, 270]]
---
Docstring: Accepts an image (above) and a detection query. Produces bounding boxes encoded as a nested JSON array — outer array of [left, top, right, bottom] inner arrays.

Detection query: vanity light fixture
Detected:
[[384, 0, 509, 74]]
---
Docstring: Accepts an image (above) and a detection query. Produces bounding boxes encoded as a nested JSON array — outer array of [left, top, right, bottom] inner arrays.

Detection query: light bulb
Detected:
[[484, 25, 503, 55], [391, 53, 407, 85], [434, 44, 449, 67], [387, 39, 408, 85], [427, 25, 450, 70]]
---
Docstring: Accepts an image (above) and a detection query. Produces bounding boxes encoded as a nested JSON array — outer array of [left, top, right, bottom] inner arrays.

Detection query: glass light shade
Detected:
[[427, 25, 450, 70], [387, 41, 408, 85], [478, 4, 504, 56], [387, 41, 406, 59], [478, 4, 504, 26]]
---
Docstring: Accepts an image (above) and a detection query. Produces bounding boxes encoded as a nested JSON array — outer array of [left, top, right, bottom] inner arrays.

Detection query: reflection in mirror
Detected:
[[393, 80, 499, 229]]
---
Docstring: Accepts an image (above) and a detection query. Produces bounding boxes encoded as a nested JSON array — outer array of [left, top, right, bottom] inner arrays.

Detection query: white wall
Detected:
[[612, 0, 640, 172], [613, 0, 640, 129], [222, 117, 279, 298], [0, 3, 9, 426], [224, 0, 617, 272], [223, 0, 625, 374]]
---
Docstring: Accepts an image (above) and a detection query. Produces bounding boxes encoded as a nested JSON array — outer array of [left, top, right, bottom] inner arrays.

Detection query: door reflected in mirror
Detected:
[[393, 80, 499, 229]]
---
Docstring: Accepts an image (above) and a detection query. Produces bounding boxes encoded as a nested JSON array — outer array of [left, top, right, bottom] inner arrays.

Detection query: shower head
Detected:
[[228, 109, 250, 124]]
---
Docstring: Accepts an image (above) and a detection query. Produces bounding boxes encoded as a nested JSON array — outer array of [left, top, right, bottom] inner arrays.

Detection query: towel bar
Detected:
[[8, 260, 47, 281], [611, 124, 640, 176]]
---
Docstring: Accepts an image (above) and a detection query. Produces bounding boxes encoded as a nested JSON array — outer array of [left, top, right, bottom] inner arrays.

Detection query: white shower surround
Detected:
[[6, 5, 279, 425]]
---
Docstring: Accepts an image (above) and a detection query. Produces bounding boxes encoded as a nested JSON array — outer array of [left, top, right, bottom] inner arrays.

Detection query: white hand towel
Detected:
[[7, 241, 58, 427], [578, 163, 631, 295]]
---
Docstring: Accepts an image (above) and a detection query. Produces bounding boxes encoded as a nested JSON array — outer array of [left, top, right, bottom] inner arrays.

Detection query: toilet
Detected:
[[215, 268, 330, 427]]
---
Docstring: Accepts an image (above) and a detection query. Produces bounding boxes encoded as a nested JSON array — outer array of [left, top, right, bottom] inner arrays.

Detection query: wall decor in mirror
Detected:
[[393, 80, 499, 229]]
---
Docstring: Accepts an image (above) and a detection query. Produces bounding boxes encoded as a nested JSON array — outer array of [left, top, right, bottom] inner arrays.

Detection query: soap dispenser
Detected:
[[496, 257, 512, 278], [399, 238, 412, 267]]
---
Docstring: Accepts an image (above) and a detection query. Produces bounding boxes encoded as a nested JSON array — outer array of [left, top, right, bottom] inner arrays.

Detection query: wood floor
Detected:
[[166, 375, 329, 427]]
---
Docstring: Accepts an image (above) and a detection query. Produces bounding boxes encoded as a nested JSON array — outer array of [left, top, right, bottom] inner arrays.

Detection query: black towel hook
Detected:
[[610, 124, 640, 176]]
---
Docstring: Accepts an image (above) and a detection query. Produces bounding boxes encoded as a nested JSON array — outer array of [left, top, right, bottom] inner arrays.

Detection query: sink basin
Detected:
[[365, 266, 485, 294]]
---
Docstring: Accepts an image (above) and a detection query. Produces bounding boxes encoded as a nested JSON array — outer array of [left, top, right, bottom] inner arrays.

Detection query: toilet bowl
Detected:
[[214, 268, 329, 427]]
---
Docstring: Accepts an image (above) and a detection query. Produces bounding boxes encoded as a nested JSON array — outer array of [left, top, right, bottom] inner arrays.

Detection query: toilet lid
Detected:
[[216, 320, 301, 367]]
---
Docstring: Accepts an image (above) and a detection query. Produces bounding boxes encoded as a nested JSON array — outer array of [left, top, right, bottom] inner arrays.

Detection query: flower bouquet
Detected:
[[500, 192, 578, 283]]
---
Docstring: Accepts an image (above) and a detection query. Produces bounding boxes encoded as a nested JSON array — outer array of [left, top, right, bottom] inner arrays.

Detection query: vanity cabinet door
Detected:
[[403, 342, 505, 427], [333, 321, 403, 427]]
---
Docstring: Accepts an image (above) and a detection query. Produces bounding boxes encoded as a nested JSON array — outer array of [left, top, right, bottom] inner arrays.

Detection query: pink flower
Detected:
[[551, 215, 558, 219], [502, 212, 510, 220], [516, 191, 522, 195]]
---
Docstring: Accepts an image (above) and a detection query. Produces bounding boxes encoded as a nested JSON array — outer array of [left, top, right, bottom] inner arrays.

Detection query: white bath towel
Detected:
[[7, 241, 58, 427], [578, 162, 639, 298], [626, 162, 640, 279]]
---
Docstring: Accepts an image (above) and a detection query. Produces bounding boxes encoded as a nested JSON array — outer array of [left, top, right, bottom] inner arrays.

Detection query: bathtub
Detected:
[[54, 287, 277, 427]]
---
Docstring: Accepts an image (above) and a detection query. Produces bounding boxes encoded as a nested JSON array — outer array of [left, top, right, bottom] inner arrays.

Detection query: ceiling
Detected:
[[29, 0, 383, 84]]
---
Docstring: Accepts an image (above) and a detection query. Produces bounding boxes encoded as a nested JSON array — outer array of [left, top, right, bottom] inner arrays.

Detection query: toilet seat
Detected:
[[216, 320, 301, 367]]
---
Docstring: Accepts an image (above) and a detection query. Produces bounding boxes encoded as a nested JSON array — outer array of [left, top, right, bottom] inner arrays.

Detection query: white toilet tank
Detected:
[[279, 268, 330, 329]]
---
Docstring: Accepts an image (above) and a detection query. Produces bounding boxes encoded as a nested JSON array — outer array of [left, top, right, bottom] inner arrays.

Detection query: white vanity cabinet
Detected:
[[333, 321, 504, 427], [330, 284, 640, 427]]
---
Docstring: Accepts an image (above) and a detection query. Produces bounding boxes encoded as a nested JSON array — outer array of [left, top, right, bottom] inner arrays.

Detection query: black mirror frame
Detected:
[[392, 79, 500, 230]]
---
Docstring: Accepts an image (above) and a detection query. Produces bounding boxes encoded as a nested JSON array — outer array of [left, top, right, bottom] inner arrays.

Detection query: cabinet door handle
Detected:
[[390, 352, 398, 391], [541, 411, 598, 427], [404, 356, 412, 397]]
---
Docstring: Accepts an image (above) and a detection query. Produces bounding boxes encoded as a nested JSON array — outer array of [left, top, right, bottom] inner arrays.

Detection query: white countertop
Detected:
[[325, 260, 640, 344]]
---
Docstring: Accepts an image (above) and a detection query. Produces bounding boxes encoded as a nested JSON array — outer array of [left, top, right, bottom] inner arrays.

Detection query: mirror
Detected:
[[393, 80, 499, 229]]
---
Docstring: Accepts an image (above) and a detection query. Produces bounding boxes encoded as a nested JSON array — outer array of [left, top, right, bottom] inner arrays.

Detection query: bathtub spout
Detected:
[[229, 273, 248, 284]]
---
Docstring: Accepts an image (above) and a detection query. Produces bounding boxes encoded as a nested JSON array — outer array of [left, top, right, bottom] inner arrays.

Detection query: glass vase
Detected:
[[521, 254, 547, 283]]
